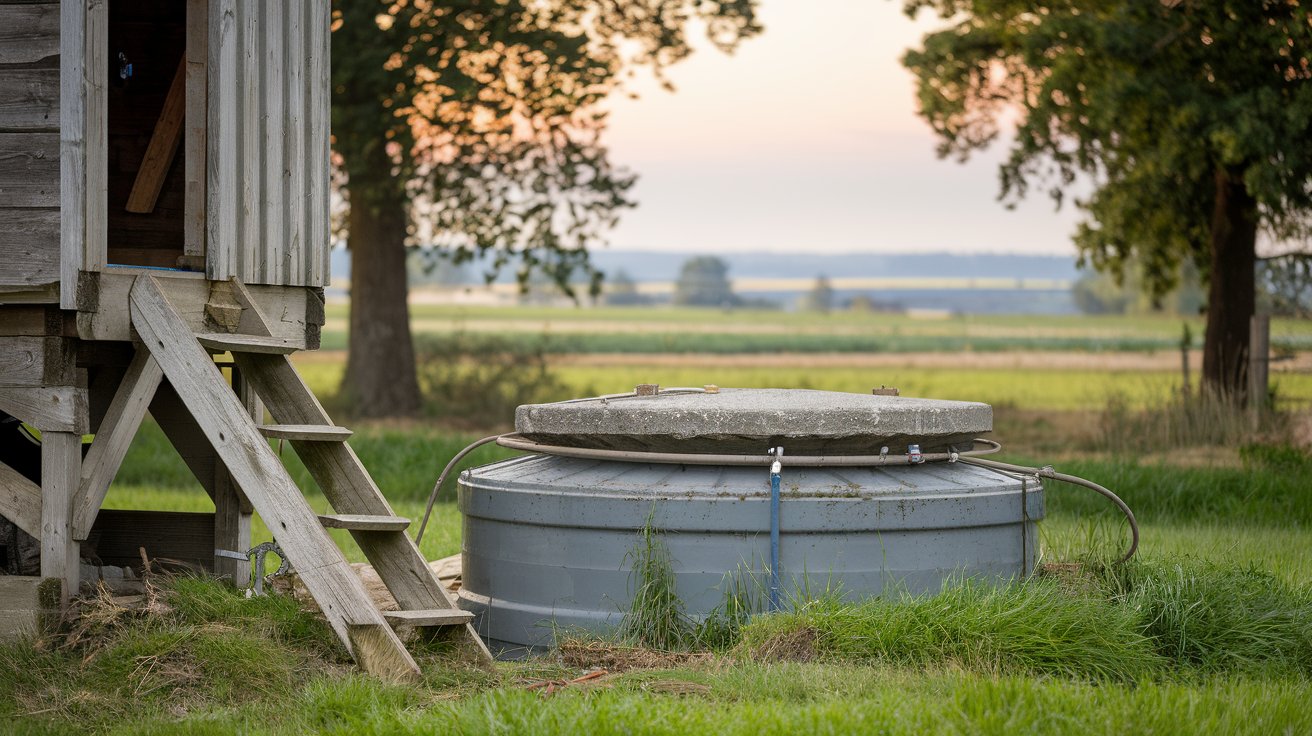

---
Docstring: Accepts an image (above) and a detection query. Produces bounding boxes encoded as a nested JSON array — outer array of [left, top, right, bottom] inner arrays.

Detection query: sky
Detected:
[[599, 0, 1086, 256]]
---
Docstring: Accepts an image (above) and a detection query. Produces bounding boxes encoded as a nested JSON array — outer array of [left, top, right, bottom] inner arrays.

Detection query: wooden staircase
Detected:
[[129, 275, 489, 680]]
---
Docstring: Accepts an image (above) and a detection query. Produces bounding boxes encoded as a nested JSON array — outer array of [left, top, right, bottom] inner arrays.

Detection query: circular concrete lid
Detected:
[[515, 387, 992, 454]]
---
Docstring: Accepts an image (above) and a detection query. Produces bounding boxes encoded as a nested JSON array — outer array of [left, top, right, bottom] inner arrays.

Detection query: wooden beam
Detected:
[[0, 459, 41, 539], [40, 430, 80, 605], [318, 514, 410, 531], [58, 0, 84, 312], [258, 424, 351, 441], [184, 0, 208, 258], [0, 282, 60, 305], [0, 306, 68, 337], [0, 385, 88, 433], [383, 609, 474, 627], [130, 274, 420, 680], [84, 0, 107, 275], [206, 0, 238, 282], [214, 367, 257, 584], [306, 0, 330, 286], [125, 58, 187, 214], [149, 380, 220, 500], [0, 336, 76, 387], [75, 272, 315, 348], [72, 349, 164, 539], [261, 2, 286, 285]]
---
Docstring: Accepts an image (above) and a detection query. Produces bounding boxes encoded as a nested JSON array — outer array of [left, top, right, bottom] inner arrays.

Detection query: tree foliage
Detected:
[[902, 0, 1312, 396], [674, 256, 735, 307], [801, 274, 835, 313], [332, 0, 761, 291], [331, 0, 760, 416]]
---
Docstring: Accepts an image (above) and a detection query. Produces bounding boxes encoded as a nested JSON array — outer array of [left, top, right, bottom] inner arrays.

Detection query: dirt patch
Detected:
[[556, 639, 717, 672], [747, 626, 819, 663], [1040, 562, 1104, 596]]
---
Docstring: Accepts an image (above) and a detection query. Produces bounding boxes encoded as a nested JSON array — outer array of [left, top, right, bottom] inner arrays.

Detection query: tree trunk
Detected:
[[341, 185, 422, 418], [1201, 168, 1259, 403]]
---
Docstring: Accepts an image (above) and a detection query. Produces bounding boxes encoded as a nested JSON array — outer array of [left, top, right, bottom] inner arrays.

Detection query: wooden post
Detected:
[[1249, 314, 1271, 411], [40, 431, 80, 605], [213, 368, 258, 585]]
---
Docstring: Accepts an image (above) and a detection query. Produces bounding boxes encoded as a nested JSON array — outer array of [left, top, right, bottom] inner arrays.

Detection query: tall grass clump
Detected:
[[1096, 389, 1288, 454], [738, 578, 1163, 681], [1105, 560, 1312, 675], [618, 524, 697, 650]]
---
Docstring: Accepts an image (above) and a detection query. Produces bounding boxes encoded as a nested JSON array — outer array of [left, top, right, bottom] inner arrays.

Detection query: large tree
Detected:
[[332, 1, 760, 416], [902, 0, 1312, 401]]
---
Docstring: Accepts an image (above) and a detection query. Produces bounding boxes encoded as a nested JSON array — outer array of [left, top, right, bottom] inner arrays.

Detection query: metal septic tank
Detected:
[[456, 388, 1043, 654]]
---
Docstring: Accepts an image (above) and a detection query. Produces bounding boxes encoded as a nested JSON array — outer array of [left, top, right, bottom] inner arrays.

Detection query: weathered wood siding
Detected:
[[0, 1, 60, 294], [207, 0, 329, 287]]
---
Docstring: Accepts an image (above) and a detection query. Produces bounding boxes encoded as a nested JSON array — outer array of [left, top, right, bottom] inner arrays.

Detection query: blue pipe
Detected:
[[768, 463, 782, 612]]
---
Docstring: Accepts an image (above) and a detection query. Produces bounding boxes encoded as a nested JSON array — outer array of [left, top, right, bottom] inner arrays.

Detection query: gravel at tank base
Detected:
[[515, 388, 992, 454]]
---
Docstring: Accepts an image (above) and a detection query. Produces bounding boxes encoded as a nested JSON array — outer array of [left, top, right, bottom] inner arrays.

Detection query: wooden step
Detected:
[[259, 424, 353, 441], [318, 514, 411, 531], [384, 609, 475, 627], [196, 333, 298, 354], [132, 275, 424, 680]]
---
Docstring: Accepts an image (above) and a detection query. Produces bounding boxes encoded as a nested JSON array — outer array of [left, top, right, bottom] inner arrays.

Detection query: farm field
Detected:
[[318, 304, 1312, 354], [4, 306, 1311, 734], [305, 305, 1312, 411]]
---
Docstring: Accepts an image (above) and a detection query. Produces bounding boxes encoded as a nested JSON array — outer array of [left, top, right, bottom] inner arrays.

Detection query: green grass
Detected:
[[737, 560, 1312, 680], [294, 355, 1312, 412], [739, 578, 1165, 680], [8, 305, 1310, 733]]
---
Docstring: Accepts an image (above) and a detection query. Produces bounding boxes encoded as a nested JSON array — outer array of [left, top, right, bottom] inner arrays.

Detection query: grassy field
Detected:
[[3, 306, 1311, 734], [304, 304, 1312, 411], [318, 304, 1312, 354]]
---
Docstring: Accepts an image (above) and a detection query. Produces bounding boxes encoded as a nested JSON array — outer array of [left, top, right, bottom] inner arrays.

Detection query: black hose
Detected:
[[958, 457, 1140, 563], [414, 434, 504, 545]]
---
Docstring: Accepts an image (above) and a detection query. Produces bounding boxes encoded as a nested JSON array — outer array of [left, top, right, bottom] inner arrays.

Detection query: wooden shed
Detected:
[[0, 0, 484, 680]]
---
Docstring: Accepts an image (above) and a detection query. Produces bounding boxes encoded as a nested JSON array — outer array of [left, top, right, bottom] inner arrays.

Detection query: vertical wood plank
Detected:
[[207, 0, 238, 280], [185, 0, 208, 259], [239, 0, 262, 284], [40, 431, 80, 605], [84, 0, 107, 272], [306, 0, 329, 287], [1249, 314, 1270, 409], [58, 0, 86, 309], [262, 0, 286, 285], [284, 0, 305, 286], [214, 366, 257, 584]]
